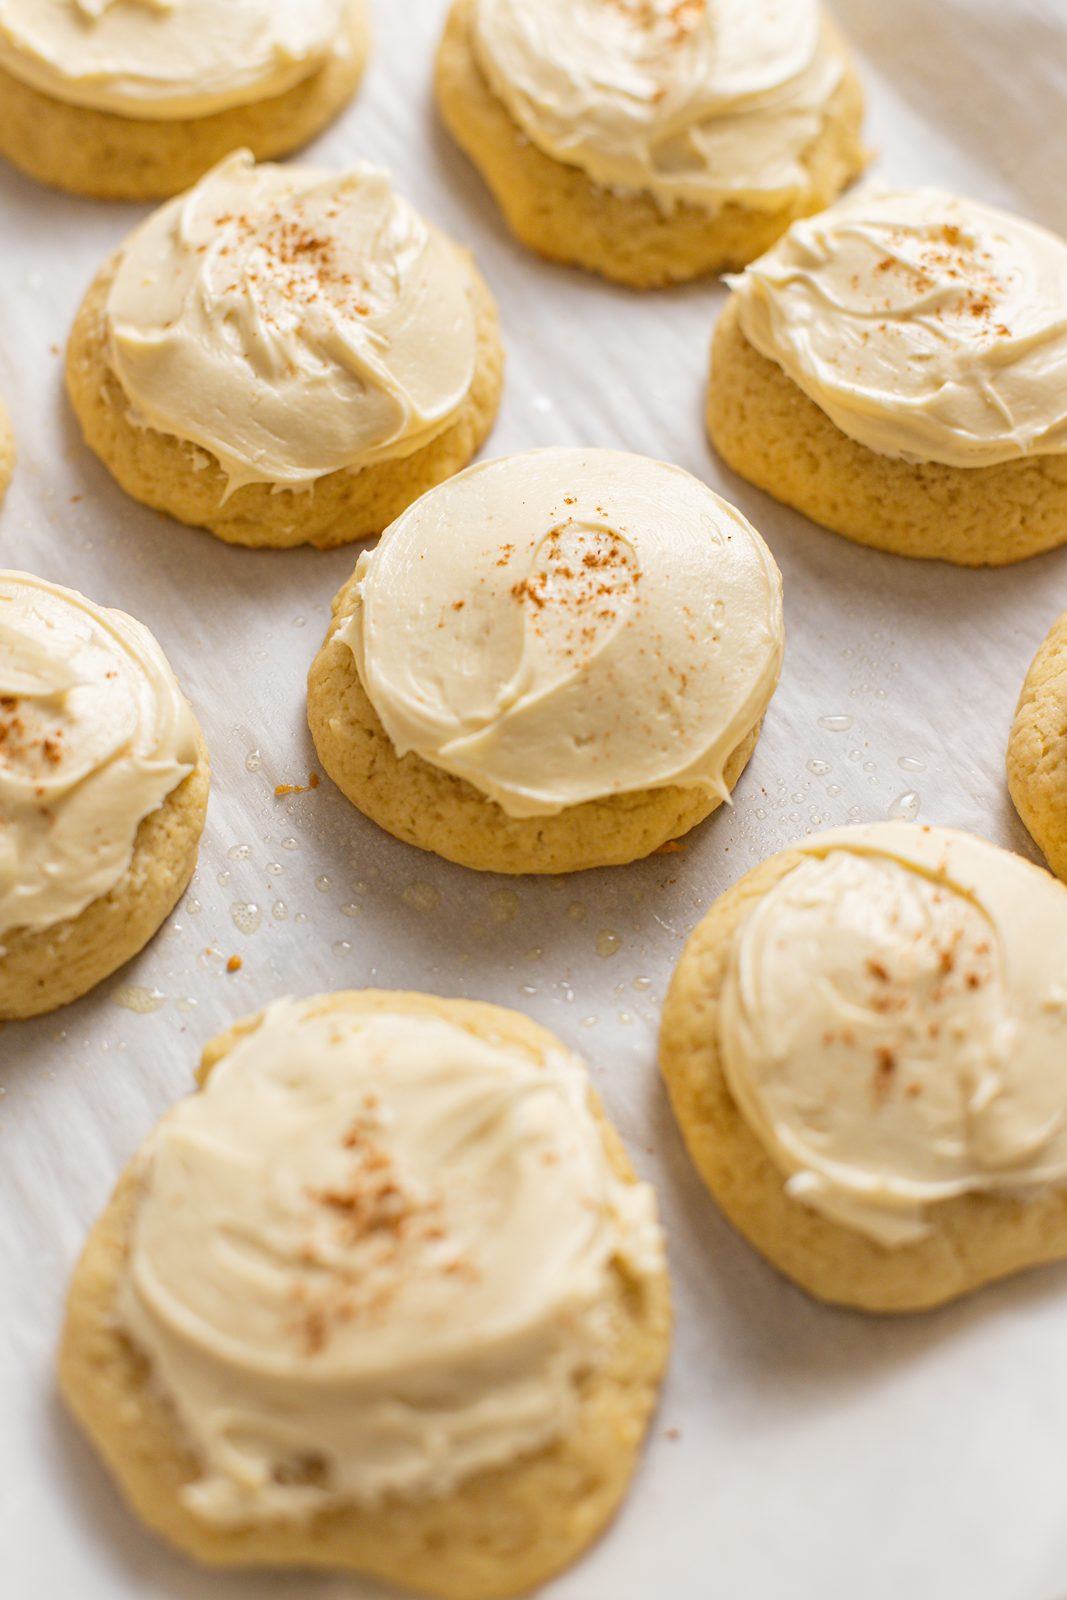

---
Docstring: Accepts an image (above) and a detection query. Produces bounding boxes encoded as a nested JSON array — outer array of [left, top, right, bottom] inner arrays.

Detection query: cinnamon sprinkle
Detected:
[[275, 773, 320, 796]]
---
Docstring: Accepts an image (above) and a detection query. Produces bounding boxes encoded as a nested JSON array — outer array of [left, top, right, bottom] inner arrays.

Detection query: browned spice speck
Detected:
[[873, 1046, 897, 1100]]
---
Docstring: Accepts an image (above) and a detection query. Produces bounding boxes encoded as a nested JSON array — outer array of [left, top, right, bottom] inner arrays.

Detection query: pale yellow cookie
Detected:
[[0, 399, 13, 502], [0, 571, 209, 1020], [309, 576, 761, 875], [1009, 612, 1067, 881], [708, 300, 1067, 566], [0, 2, 369, 202], [308, 436, 786, 878], [435, 0, 866, 289], [0, 742, 209, 1021], [660, 829, 1067, 1313], [66, 233, 504, 552], [59, 991, 672, 1599], [711, 187, 1067, 564]]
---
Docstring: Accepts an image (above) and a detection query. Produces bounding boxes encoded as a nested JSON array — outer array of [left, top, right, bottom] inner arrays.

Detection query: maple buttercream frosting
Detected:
[[727, 187, 1067, 469], [718, 824, 1067, 1247], [113, 995, 665, 1525], [468, 0, 846, 216], [0, 0, 362, 120], [339, 449, 784, 819], [102, 152, 480, 494], [0, 571, 199, 942]]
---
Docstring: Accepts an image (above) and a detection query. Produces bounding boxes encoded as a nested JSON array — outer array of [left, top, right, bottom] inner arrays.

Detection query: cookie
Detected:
[[1009, 611, 1067, 881], [309, 449, 784, 874], [436, 0, 865, 289], [0, 0, 369, 201], [59, 991, 671, 1598], [0, 572, 208, 1020], [660, 823, 1067, 1312], [709, 188, 1067, 564], [0, 397, 13, 502], [66, 153, 504, 549]]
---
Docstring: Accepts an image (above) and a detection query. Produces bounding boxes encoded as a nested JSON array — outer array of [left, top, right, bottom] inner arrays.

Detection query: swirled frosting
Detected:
[[0, 0, 361, 120], [340, 449, 784, 819], [0, 572, 199, 942], [718, 824, 1067, 1246], [728, 187, 1067, 467], [105, 152, 479, 492], [469, 0, 846, 215], [117, 996, 664, 1524]]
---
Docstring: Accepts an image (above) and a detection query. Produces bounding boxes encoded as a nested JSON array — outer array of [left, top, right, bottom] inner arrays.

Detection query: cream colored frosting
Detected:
[[340, 449, 784, 819], [0, 0, 360, 120], [719, 824, 1067, 1247], [117, 996, 664, 1524], [728, 186, 1067, 467], [0, 572, 199, 942], [470, 0, 846, 216], [105, 152, 479, 493]]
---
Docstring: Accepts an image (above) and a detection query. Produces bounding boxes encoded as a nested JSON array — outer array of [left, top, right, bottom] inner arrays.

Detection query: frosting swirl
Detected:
[[0, 0, 360, 120], [728, 187, 1067, 467], [0, 572, 200, 942], [340, 449, 784, 819], [719, 824, 1067, 1246], [117, 996, 664, 1524], [105, 153, 480, 493], [470, 0, 846, 215]]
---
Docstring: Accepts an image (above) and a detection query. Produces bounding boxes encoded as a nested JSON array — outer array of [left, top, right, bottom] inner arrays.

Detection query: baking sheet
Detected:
[[3, 3, 1067, 1596]]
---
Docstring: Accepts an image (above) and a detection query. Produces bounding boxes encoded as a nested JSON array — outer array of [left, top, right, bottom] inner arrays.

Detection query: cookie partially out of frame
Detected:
[[1009, 611, 1067, 882], [1, 742, 209, 1022], [0, 1, 370, 201], [0, 399, 13, 502]]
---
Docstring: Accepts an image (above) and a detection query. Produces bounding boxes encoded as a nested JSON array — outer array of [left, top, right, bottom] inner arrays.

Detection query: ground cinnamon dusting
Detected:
[[873, 1046, 897, 1101], [275, 773, 320, 796], [604, 0, 704, 44], [288, 1121, 471, 1356], [214, 201, 374, 320], [0, 696, 67, 775]]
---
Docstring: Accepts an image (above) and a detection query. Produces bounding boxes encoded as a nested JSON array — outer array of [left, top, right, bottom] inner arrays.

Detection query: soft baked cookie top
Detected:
[[0, 570, 199, 940], [726, 186, 1067, 468], [116, 994, 664, 1526], [718, 822, 1067, 1245], [340, 448, 784, 818], [0, 0, 361, 119], [104, 152, 481, 492], [470, 0, 848, 215]]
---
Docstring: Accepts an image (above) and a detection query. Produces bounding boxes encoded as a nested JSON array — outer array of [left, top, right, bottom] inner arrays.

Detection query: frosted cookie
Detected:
[[308, 448, 784, 874], [66, 153, 504, 550], [709, 188, 1067, 565], [660, 823, 1067, 1312], [1009, 612, 1067, 882], [0, 0, 369, 201], [0, 572, 207, 1021], [436, 0, 865, 289], [59, 991, 670, 1597], [0, 398, 12, 502]]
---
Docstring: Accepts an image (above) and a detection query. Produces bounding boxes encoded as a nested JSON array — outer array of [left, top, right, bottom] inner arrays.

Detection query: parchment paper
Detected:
[[3, 4, 1067, 1596]]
